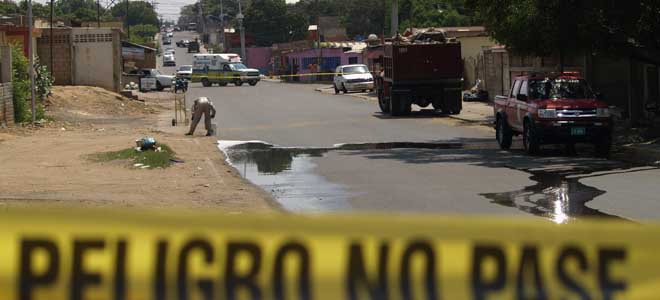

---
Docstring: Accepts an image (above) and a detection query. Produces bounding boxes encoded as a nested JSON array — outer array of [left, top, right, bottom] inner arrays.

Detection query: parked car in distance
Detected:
[[163, 54, 176, 67], [188, 40, 200, 53], [333, 64, 374, 94], [163, 39, 172, 45], [138, 69, 175, 91], [167, 32, 173, 38], [176, 40, 189, 47], [176, 65, 193, 80], [493, 72, 612, 157], [164, 48, 175, 55]]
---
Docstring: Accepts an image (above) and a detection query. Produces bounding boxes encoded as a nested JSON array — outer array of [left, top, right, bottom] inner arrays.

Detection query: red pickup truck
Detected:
[[493, 73, 613, 156]]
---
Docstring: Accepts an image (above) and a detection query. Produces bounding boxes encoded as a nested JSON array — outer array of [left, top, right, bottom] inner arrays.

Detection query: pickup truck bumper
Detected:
[[345, 81, 375, 91], [240, 76, 261, 82], [536, 121, 612, 143]]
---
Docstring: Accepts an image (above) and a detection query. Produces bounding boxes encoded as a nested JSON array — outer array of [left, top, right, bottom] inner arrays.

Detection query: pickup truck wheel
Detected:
[[378, 90, 390, 113], [156, 81, 163, 91], [341, 84, 348, 94], [595, 136, 612, 158], [201, 78, 211, 87], [496, 117, 513, 149], [523, 121, 540, 155], [234, 80, 243, 86], [248, 80, 258, 86], [334, 84, 340, 94]]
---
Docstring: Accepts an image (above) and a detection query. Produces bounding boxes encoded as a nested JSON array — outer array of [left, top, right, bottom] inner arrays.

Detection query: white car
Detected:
[[176, 65, 192, 80], [163, 54, 176, 67], [164, 48, 175, 55], [333, 64, 374, 94], [167, 32, 173, 38], [139, 69, 175, 91]]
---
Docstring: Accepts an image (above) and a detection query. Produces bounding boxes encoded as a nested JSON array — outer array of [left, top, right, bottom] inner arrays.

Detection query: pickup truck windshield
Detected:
[[529, 78, 595, 99], [343, 66, 369, 74], [230, 63, 248, 71]]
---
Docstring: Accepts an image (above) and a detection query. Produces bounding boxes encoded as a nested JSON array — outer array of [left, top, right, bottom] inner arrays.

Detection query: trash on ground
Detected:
[[136, 137, 157, 151]]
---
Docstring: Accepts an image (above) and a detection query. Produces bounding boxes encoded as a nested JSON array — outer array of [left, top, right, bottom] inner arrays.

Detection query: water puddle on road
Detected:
[[219, 140, 651, 221], [217, 141, 463, 212], [481, 164, 658, 223]]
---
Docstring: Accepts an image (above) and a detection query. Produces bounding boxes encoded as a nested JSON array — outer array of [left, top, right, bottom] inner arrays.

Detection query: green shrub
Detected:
[[10, 44, 53, 123]]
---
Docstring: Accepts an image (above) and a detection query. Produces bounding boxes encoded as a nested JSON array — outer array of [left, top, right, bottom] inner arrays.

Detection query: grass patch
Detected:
[[90, 144, 177, 169]]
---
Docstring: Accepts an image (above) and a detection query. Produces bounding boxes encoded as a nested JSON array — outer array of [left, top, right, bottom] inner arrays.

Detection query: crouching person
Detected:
[[186, 97, 216, 136]]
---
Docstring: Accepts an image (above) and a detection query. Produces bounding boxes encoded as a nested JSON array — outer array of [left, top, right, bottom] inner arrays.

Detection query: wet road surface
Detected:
[[177, 36, 660, 222]]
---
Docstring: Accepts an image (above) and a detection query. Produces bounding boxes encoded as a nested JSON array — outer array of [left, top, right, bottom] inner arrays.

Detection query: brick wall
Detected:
[[0, 83, 13, 126], [37, 29, 73, 85]]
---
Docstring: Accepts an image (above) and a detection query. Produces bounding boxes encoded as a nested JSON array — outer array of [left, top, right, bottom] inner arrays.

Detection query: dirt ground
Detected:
[[0, 86, 276, 212]]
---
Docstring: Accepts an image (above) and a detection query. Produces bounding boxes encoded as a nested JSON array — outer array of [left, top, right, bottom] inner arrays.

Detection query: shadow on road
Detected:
[[372, 109, 453, 119]]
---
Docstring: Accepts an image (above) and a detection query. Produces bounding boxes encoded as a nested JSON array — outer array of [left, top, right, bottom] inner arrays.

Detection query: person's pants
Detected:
[[188, 103, 212, 135]]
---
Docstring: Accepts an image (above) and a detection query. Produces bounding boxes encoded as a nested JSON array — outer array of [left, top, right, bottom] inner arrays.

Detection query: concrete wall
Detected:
[[0, 43, 13, 125], [38, 28, 122, 91], [71, 28, 121, 92], [246, 47, 271, 74], [459, 36, 497, 88], [480, 48, 585, 101], [0, 83, 12, 126], [37, 28, 73, 85]]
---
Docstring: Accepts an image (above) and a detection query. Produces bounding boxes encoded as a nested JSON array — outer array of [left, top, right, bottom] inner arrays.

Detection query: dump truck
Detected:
[[376, 30, 463, 116]]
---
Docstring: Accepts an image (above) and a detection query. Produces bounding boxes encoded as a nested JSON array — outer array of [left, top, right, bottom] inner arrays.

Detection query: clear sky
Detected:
[[157, 0, 299, 22]]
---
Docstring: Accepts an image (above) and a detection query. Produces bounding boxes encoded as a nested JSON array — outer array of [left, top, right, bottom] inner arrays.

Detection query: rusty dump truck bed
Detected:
[[383, 42, 463, 83]]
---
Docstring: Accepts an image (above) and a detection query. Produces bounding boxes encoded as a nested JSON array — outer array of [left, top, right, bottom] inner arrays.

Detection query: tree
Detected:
[[467, 0, 660, 69], [244, 0, 308, 46], [342, 0, 386, 37], [54, 0, 105, 23], [110, 1, 159, 26], [0, 0, 18, 14], [399, 0, 473, 30], [18, 1, 50, 18], [130, 24, 158, 44]]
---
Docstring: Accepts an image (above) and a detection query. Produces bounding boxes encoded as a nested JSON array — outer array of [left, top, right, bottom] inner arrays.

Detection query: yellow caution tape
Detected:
[[2, 209, 658, 300]]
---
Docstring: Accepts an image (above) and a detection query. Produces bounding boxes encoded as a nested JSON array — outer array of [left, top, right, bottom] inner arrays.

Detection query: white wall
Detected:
[[71, 28, 120, 92]]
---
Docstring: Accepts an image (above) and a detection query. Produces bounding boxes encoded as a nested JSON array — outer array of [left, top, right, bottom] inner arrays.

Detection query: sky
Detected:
[[156, 0, 299, 22]]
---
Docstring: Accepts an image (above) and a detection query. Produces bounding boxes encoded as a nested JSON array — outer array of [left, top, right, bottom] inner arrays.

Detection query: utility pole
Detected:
[[28, 0, 36, 123], [97, 0, 101, 27], [219, 0, 224, 52], [237, 0, 245, 62], [49, 0, 53, 75], [317, 16, 322, 81], [125, 0, 130, 38], [391, 0, 398, 37]]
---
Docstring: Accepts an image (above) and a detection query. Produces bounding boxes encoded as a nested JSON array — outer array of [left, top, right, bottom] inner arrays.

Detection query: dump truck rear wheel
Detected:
[[390, 94, 410, 116], [378, 89, 390, 113]]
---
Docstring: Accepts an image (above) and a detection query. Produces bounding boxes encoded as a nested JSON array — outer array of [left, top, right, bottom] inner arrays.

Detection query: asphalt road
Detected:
[[159, 31, 198, 79], [168, 32, 660, 223]]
